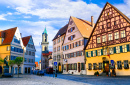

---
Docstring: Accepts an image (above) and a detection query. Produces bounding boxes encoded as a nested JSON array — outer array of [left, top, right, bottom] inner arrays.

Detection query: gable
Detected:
[[63, 17, 83, 44], [84, 2, 130, 50]]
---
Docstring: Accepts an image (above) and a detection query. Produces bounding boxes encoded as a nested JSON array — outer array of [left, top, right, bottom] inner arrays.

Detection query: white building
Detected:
[[22, 36, 36, 74]]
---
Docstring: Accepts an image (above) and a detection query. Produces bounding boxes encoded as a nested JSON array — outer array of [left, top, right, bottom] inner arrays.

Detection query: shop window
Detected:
[[121, 30, 126, 38], [97, 37, 101, 43], [114, 32, 119, 39], [108, 34, 113, 41], [64, 64, 66, 70], [72, 64, 74, 70], [81, 63, 85, 70], [93, 63, 97, 70], [117, 61, 122, 69], [88, 63, 92, 70], [124, 60, 129, 69], [99, 63, 102, 70], [74, 63, 77, 70]]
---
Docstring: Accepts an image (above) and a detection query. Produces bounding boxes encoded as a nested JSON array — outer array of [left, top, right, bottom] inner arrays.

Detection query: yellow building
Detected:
[[0, 27, 24, 74], [84, 2, 130, 76]]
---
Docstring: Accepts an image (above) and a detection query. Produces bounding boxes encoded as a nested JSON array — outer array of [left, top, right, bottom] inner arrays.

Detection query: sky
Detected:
[[0, 0, 129, 62]]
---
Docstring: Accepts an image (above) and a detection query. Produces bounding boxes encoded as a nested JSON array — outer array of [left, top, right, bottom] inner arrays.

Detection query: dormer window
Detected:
[[68, 27, 75, 33]]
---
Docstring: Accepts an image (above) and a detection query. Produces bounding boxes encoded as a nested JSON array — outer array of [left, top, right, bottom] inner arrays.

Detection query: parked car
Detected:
[[46, 67, 53, 74], [37, 70, 44, 75]]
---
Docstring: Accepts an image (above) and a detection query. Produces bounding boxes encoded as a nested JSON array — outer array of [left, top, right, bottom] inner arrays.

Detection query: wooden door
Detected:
[[78, 63, 80, 72], [58, 65, 61, 72], [105, 63, 109, 72]]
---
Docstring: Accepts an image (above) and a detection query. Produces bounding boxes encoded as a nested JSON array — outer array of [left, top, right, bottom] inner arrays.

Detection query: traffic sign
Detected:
[[54, 62, 57, 66], [111, 60, 114, 66]]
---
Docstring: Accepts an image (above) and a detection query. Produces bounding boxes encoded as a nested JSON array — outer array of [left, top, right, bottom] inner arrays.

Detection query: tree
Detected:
[[8, 60, 15, 74], [14, 57, 23, 78], [0, 58, 4, 77]]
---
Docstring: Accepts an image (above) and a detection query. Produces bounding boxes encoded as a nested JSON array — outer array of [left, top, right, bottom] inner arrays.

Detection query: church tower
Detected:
[[41, 27, 49, 52]]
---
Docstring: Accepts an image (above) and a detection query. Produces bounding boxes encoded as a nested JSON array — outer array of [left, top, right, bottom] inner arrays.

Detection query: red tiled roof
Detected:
[[22, 36, 31, 46], [42, 51, 52, 56], [0, 27, 17, 45]]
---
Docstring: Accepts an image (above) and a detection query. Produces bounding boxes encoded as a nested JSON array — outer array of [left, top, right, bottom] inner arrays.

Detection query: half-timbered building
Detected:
[[84, 2, 130, 76]]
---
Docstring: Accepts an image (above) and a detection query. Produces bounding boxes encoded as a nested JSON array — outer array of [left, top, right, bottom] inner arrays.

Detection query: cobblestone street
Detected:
[[0, 74, 89, 85]]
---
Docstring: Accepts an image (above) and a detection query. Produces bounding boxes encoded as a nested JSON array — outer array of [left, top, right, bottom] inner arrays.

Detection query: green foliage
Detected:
[[8, 60, 15, 66], [0, 58, 4, 65], [94, 71, 99, 75], [14, 57, 23, 66]]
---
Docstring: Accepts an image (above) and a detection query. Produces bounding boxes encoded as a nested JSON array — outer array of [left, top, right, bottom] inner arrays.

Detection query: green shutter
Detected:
[[91, 51, 93, 57], [86, 52, 88, 57], [120, 46, 123, 53], [127, 44, 129, 51], [101, 49, 103, 55], [96, 50, 97, 56], [114, 47, 116, 53]]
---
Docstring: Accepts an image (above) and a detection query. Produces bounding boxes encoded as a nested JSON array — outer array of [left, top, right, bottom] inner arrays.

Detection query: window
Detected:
[[11, 46, 14, 51], [97, 37, 101, 43], [98, 50, 101, 56], [77, 51, 80, 56], [71, 28, 73, 32], [109, 47, 114, 54], [114, 21, 116, 25], [71, 36, 73, 40], [80, 51, 83, 56], [75, 42, 77, 47], [114, 32, 119, 39], [107, 12, 109, 16], [29, 51, 31, 55], [124, 60, 129, 69], [74, 52, 76, 57], [74, 63, 77, 70], [71, 53, 73, 57], [108, 34, 113, 41], [121, 30, 126, 38], [117, 61, 122, 69], [93, 63, 97, 70], [99, 63, 102, 70], [24, 58, 27, 62], [107, 22, 111, 28], [26, 51, 28, 55], [7, 46, 10, 51], [54, 41, 56, 45], [58, 38, 60, 43], [103, 48, 107, 55], [116, 46, 120, 53], [81, 63, 85, 70], [93, 50, 96, 57], [32, 52, 35, 56], [102, 35, 106, 42], [102, 25, 104, 29], [62, 37, 63, 41], [88, 63, 92, 70], [72, 64, 74, 70], [70, 44, 71, 49], [122, 45, 127, 52], [77, 42, 79, 47]]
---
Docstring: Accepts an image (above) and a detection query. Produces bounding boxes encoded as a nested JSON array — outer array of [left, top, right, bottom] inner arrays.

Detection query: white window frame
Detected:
[[121, 30, 126, 38], [108, 34, 113, 41], [114, 32, 119, 39]]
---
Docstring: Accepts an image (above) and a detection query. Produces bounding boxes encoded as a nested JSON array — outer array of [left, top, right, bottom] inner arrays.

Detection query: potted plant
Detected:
[[94, 71, 99, 76]]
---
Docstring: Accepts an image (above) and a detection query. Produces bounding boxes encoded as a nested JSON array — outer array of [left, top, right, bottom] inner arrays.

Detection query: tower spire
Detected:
[[43, 26, 47, 34]]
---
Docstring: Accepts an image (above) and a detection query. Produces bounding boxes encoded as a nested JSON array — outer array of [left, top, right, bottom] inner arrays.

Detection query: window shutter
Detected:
[[127, 44, 129, 51], [120, 46, 123, 53], [73, 35, 75, 38], [91, 51, 93, 57], [101, 49, 103, 55], [86, 52, 88, 57], [96, 50, 97, 56], [114, 47, 116, 53]]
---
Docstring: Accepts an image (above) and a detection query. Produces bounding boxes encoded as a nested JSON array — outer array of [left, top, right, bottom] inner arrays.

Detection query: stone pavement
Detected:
[[0, 74, 90, 85]]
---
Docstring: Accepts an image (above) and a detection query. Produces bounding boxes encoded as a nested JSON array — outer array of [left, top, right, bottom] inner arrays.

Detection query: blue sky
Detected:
[[0, 0, 129, 62]]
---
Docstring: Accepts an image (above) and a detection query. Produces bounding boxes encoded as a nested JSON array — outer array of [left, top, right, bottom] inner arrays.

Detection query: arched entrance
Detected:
[[0, 66, 2, 74], [58, 63, 61, 72]]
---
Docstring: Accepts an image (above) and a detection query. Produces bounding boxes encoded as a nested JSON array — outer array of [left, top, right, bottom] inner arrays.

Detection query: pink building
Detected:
[[63, 16, 94, 75]]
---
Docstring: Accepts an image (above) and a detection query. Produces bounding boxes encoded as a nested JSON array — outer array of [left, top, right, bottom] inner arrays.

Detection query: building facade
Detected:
[[52, 24, 68, 72], [22, 36, 36, 74], [41, 28, 52, 71], [63, 16, 94, 75], [0, 27, 24, 74], [84, 2, 130, 76]]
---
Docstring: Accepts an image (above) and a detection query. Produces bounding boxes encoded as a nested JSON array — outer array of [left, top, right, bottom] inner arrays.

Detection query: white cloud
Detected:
[[35, 55, 40, 58], [0, 12, 13, 20], [23, 16, 31, 18]]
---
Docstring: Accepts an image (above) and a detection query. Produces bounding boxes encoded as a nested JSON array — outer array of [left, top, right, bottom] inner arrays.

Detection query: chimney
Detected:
[[91, 16, 94, 27]]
